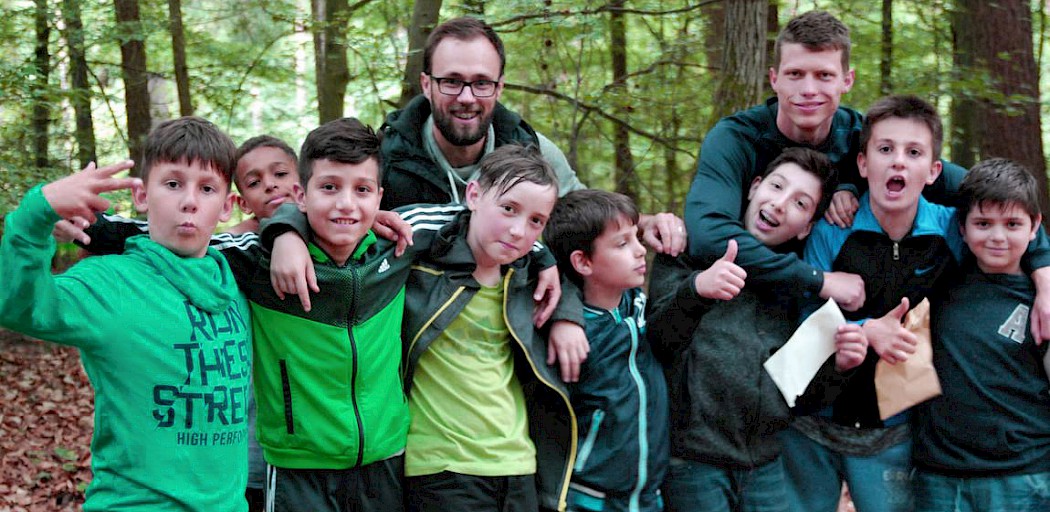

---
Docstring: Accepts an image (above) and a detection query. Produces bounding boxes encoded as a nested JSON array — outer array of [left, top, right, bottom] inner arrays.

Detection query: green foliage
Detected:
[[1, 0, 1048, 220]]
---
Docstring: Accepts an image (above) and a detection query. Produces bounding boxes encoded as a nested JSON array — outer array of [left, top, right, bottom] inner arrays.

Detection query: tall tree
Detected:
[[880, 0, 892, 95], [114, 0, 151, 166], [609, 0, 635, 200], [313, 0, 351, 123], [711, 0, 767, 121], [61, 0, 97, 168], [398, 0, 442, 107], [32, 0, 51, 171], [949, 3, 978, 169], [955, 0, 1048, 217], [168, 0, 193, 116]]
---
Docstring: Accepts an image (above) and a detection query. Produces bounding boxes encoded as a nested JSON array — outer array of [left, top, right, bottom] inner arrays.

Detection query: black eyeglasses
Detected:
[[428, 75, 499, 98]]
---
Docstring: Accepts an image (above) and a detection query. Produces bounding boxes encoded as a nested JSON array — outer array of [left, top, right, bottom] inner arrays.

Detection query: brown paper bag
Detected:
[[875, 298, 942, 420]]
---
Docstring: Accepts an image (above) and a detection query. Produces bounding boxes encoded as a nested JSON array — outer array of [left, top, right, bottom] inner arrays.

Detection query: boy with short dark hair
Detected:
[[542, 189, 669, 512], [783, 96, 1050, 512], [228, 135, 300, 235], [647, 147, 865, 512], [913, 158, 1050, 511], [0, 117, 252, 511], [230, 118, 414, 512]]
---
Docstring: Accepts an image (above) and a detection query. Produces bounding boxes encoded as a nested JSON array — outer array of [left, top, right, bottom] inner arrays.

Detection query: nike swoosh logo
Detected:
[[915, 266, 935, 276]]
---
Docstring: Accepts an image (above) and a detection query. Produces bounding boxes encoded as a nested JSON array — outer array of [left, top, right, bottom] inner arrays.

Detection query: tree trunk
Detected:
[[949, 4, 978, 169], [712, 0, 767, 121], [168, 0, 193, 116], [880, 0, 893, 95], [397, 0, 442, 107], [763, 0, 778, 100], [702, 1, 723, 79], [61, 0, 97, 168], [115, 0, 151, 166], [32, 0, 51, 171], [957, 0, 1048, 218], [313, 0, 351, 123], [609, 0, 635, 200]]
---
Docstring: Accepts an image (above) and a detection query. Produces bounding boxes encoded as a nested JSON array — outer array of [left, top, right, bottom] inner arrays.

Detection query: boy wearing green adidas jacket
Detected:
[[0, 117, 251, 511]]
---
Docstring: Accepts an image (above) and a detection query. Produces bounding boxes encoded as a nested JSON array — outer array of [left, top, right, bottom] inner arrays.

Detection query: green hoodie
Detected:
[[0, 185, 251, 512]]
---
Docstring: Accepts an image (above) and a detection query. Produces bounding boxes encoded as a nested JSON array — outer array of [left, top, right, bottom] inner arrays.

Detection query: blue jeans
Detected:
[[661, 457, 788, 512], [913, 470, 1050, 512], [780, 426, 912, 512]]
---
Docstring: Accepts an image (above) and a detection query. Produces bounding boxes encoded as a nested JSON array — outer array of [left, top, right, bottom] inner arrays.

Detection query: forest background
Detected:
[[3, 0, 1050, 227], [1, 0, 1049, 509]]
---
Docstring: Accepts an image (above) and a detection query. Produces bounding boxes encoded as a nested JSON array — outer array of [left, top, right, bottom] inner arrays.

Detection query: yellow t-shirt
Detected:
[[405, 284, 536, 477]]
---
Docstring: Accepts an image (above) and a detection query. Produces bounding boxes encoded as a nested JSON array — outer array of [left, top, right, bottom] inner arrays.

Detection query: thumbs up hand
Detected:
[[694, 239, 747, 301], [862, 297, 917, 365]]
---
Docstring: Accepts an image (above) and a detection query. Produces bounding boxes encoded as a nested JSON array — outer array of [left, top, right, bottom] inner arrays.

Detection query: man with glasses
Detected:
[[381, 17, 584, 210], [380, 17, 687, 394]]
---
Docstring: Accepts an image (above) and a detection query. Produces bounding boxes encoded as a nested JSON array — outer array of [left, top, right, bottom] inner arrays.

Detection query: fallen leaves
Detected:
[[0, 331, 93, 512]]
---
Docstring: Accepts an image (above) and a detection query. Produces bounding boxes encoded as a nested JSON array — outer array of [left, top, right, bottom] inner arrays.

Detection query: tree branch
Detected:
[[491, 1, 721, 28], [504, 82, 701, 155]]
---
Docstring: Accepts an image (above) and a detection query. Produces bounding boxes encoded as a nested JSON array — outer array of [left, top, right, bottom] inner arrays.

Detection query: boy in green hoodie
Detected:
[[0, 117, 251, 511]]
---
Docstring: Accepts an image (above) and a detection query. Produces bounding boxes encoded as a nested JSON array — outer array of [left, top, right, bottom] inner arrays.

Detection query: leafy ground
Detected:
[[0, 329, 92, 511]]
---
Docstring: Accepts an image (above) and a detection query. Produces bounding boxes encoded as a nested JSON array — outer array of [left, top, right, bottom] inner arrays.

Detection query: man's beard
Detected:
[[433, 104, 494, 146]]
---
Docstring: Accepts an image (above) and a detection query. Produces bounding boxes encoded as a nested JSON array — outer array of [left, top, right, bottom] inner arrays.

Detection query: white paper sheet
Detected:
[[764, 298, 845, 407]]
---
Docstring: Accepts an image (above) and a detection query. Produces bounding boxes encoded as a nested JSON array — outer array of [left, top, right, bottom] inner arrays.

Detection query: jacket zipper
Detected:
[[403, 281, 467, 391], [347, 265, 366, 467], [893, 241, 900, 261], [625, 317, 647, 512], [501, 268, 578, 511]]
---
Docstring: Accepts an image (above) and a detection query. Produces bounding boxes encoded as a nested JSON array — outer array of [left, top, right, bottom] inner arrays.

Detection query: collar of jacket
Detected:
[[306, 230, 378, 266]]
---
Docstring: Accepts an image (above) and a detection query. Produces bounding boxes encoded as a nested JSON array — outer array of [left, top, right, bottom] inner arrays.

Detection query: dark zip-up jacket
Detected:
[[647, 253, 845, 468], [568, 289, 667, 508], [401, 208, 581, 512], [380, 94, 540, 210], [804, 195, 963, 429]]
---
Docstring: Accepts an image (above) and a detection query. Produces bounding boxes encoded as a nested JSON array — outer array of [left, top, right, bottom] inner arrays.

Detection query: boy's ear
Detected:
[[465, 181, 481, 211], [132, 179, 148, 214], [1030, 214, 1043, 241], [748, 176, 763, 201], [235, 194, 253, 215], [926, 159, 943, 185], [219, 192, 235, 223], [293, 183, 307, 213], [796, 221, 815, 241], [857, 152, 868, 179], [569, 249, 593, 277]]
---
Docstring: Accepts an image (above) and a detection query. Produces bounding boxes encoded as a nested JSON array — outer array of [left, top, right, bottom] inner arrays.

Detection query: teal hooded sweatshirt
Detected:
[[0, 185, 252, 512]]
